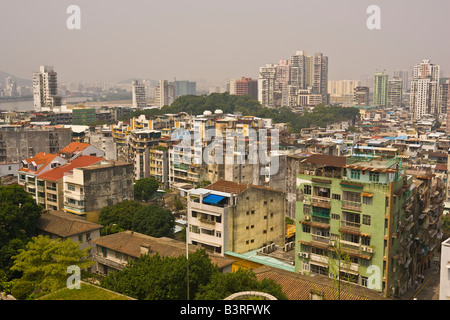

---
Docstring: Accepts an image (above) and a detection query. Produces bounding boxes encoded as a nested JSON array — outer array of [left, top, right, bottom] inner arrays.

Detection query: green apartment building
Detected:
[[294, 152, 429, 298], [373, 72, 388, 107], [72, 108, 96, 125]]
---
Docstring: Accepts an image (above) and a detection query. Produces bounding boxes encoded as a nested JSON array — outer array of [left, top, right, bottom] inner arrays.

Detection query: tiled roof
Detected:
[[93, 230, 234, 270], [254, 266, 388, 300], [37, 210, 103, 237], [20, 152, 59, 174], [58, 142, 91, 155], [302, 154, 346, 168], [37, 155, 104, 181], [205, 180, 249, 194]]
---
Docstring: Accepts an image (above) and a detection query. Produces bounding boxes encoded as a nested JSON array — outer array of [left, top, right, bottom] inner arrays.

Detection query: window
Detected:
[[331, 213, 340, 220], [361, 236, 371, 246], [363, 196, 373, 205], [332, 193, 341, 200], [361, 276, 369, 288], [369, 172, 380, 183], [362, 214, 371, 225], [350, 169, 360, 180], [68, 184, 76, 191], [303, 204, 311, 215], [302, 262, 310, 272], [302, 224, 311, 233], [216, 231, 221, 238], [304, 185, 311, 195]]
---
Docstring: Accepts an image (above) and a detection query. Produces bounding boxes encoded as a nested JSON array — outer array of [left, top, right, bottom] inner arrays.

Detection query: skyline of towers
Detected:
[[258, 50, 328, 108]]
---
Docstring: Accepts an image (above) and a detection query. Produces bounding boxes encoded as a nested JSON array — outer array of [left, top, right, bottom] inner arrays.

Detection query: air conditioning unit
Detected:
[[298, 252, 309, 259], [361, 246, 367, 252], [330, 241, 336, 247], [367, 247, 373, 253], [304, 215, 310, 221]]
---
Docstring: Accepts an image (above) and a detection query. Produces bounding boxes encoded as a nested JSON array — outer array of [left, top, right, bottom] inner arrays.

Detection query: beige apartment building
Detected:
[[36, 155, 104, 211], [186, 180, 285, 256], [63, 160, 134, 222]]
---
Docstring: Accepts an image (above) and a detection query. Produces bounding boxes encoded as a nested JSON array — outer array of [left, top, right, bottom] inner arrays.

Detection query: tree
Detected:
[[195, 268, 287, 300], [0, 185, 42, 278], [11, 235, 94, 294], [0, 185, 42, 244], [131, 205, 175, 238], [134, 178, 159, 201], [100, 249, 218, 300], [98, 200, 144, 234]]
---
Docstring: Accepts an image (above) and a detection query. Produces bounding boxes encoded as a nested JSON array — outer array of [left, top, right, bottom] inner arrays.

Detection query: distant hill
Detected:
[[0, 70, 32, 87]]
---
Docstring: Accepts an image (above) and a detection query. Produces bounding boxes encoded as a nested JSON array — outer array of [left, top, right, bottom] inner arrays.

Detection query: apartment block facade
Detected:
[[295, 153, 444, 298], [187, 180, 285, 256], [63, 160, 134, 222]]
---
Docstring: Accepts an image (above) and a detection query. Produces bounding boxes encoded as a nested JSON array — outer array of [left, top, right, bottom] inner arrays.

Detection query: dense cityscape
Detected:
[[0, 2, 449, 314]]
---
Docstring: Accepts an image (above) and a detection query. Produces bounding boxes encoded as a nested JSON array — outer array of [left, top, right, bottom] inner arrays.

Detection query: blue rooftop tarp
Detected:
[[202, 194, 226, 205]]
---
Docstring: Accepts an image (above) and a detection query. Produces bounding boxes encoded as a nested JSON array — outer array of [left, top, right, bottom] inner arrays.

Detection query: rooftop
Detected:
[[37, 155, 104, 181], [20, 152, 60, 174], [58, 142, 91, 156], [93, 230, 235, 270], [37, 210, 103, 237]]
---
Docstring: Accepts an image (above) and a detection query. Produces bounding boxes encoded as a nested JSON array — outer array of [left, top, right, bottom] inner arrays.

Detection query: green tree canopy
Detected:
[[11, 235, 94, 294], [195, 268, 287, 300], [131, 205, 175, 238], [0, 185, 43, 278], [98, 200, 144, 233], [100, 249, 218, 300], [134, 178, 159, 201], [0, 185, 42, 244], [125, 94, 360, 133]]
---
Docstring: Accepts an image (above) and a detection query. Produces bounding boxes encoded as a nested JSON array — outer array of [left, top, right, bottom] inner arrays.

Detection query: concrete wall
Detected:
[[0, 128, 72, 162], [229, 187, 285, 254], [83, 163, 134, 220]]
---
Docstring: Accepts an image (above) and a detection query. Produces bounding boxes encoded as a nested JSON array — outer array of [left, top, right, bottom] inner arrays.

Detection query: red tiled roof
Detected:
[[20, 152, 59, 174], [37, 155, 103, 181], [205, 179, 248, 194], [58, 142, 91, 155]]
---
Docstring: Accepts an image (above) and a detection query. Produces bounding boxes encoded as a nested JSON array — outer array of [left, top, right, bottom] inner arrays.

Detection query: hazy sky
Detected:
[[0, 0, 449, 85]]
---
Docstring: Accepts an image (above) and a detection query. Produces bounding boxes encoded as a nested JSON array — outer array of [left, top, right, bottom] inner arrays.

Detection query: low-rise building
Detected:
[[186, 180, 285, 256], [36, 210, 102, 254], [92, 230, 235, 276], [36, 155, 104, 211], [18, 152, 66, 200], [63, 160, 134, 222]]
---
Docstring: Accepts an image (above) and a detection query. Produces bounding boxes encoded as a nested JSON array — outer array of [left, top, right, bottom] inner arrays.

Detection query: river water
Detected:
[[0, 97, 92, 112]]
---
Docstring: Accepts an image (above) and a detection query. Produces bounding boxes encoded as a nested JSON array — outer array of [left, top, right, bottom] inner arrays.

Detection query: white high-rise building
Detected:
[[155, 80, 175, 109], [32, 66, 61, 111], [410, 59, 440, 119], [132, 80, 147, 108], [258, 64, 276, 108], [312, 53, 329, 104]]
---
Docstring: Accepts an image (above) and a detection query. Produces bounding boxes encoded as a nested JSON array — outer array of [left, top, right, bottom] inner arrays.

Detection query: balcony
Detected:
[[93, 254, 128, 271], [340, 220, 361, 235], [311, 195, 331, 209], [341, 200, 361, 212], [190, 201, 228, 217], [310, 253, 329, 265], [311, 234, 331, 249]]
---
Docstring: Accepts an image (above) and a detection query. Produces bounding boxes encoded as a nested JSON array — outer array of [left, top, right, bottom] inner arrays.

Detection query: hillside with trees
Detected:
[[126, 93, 360, 133]]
